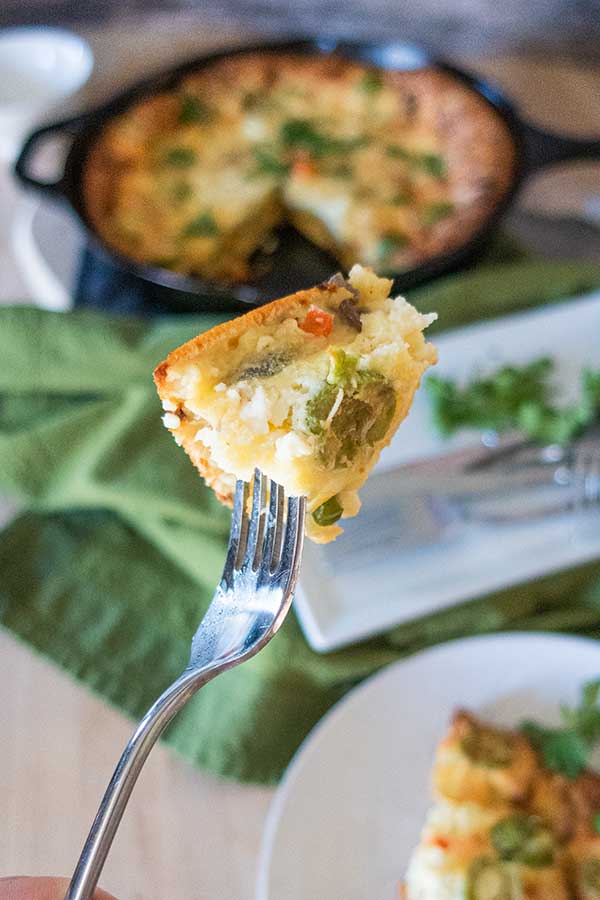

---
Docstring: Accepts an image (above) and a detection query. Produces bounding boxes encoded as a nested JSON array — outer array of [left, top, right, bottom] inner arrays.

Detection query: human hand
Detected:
[[0, 878, 117, 900]]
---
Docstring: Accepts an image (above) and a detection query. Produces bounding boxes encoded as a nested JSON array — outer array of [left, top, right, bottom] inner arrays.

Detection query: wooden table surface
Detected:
[[1, 25, 599, 900]]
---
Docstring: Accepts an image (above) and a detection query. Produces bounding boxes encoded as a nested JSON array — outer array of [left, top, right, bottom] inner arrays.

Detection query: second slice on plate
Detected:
[[154, 264, 436, 541], [405, 710, 600, 900]]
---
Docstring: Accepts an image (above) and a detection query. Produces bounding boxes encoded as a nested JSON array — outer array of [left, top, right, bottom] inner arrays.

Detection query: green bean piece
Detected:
[[491, 814, 554, 867], [312, 496, 343, 527]]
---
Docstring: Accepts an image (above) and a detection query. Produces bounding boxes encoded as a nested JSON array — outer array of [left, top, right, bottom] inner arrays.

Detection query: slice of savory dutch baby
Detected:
[[154, 264, 437, 542]]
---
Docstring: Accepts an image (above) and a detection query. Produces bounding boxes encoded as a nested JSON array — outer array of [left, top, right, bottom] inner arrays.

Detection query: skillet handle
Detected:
[[14, 114, 87, 198], [520, 120, 600, 174]]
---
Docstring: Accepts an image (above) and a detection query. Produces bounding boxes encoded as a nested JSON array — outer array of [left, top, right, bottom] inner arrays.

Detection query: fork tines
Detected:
[[224, 470, 305, 586]]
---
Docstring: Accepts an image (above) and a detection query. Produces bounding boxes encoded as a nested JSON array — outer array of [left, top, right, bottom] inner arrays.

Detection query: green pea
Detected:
[[312, 496, 343, 527]]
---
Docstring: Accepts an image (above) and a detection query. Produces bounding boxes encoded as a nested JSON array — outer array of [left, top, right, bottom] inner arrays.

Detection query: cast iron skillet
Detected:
[[14, 37, 600, 312]]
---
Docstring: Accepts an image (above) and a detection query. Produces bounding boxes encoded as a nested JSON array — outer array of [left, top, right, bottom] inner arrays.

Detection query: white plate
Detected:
[[295, 289, 600, 651], [0, 27, 93, 161], [257, 632, 600, 900]]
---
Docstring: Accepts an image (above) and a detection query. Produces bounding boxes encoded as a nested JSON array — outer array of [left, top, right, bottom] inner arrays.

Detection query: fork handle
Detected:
[[65, 666, 217, 900]]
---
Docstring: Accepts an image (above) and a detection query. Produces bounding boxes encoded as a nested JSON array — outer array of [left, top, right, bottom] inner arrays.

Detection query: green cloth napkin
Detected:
[[2, 257, 600, 784]]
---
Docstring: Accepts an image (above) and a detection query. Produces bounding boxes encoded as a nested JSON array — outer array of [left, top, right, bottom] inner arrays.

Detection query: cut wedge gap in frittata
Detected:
[[154, 264, 437, 542]]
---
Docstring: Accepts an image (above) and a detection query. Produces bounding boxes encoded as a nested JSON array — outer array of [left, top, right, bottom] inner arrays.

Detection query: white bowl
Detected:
[[0, 26, 93, 160]]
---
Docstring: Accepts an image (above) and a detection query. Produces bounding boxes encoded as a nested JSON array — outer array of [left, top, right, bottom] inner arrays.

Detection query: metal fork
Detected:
[[572, 444, 600, 513], [451, 440, 600, 524], [65, 471, 305, 900]]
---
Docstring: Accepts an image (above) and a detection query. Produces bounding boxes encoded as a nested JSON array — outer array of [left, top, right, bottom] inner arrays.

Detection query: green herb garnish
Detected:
[[181, 211, 219, 238], [593, 811, 600, 835], [522, 679, 600, 779], [385, 144, 412, 160], [312, 495, 343, 527], [179, 94, 212, 125], [422, 201, 454, 225], [377, 233, 409, 262], [280, 118, 367, 158], [251, 146, 290, 177], [164, 147, 197, 168], [418, 153, 446, 177], [171, 181, 193, 202], [391, 190, 412, 205], [521, 722, 588, 780], [360, 70, 383, 94], [427, 358, 600, 445], [385, 146, 446, 178]]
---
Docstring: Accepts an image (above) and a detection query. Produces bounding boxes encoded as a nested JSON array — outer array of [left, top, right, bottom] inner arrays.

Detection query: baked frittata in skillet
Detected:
[[85, 52, 516, 283]]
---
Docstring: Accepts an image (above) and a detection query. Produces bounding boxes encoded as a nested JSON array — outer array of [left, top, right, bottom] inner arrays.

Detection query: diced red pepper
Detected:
[[431, 836, 450, 850], [291, 157, 317, 179], [300, 307, 334, 337]]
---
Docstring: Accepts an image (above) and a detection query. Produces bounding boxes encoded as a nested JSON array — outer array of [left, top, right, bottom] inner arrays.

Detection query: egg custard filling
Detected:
[[154, 265, 436, 542]]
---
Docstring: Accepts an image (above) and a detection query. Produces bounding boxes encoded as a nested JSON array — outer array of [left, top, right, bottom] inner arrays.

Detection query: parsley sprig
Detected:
[[522, 680, 600, 779], [426, 357, 600, 445], [279, 118, 367, 158]]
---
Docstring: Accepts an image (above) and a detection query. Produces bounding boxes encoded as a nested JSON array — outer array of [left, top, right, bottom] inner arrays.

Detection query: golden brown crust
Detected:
[[153, 280, 351, 508], [153, 281, 343, 386], [530, 769, 600, 844], [433, 709, 538, 807]]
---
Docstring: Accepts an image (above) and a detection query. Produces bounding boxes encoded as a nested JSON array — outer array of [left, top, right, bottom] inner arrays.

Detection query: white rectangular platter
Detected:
[[295, 289, 600, 651]]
